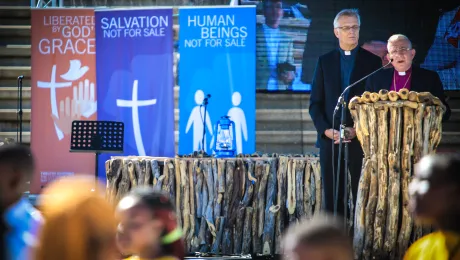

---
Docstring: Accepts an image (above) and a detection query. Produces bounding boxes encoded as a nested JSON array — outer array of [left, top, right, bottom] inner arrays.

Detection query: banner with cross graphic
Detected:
[[95, 8, 175, 181], [30, 9, 97, 193]]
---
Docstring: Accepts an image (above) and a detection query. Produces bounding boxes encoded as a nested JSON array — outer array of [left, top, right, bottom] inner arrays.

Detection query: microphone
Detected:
[[331, 58, 393, 218], [17, 75, 25, 144], [203, 94, 211, 102], [335, 58, 393, 111]]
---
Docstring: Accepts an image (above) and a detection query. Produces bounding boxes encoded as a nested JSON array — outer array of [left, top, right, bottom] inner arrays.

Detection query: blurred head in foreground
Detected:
[[283, 214, 353, 260], [409, 153, 460, 227], [35, 176, 117, 260], [0, 143, 43, 260], [116, 187, 184, 260], [0, 143, 34, 209]]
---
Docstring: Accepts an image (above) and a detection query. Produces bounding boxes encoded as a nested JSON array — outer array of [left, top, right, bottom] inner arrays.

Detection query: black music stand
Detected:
[[69, 120, 124, 180]]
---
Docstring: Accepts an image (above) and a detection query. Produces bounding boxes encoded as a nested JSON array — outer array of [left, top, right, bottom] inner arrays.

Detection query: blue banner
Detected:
[[178, 6, 256, 155], [95, 8, 175, 180]]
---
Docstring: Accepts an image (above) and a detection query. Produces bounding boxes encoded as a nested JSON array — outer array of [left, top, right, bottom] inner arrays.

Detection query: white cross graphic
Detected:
[[37, 65, 72, 140], [116, 80, 157, 156]]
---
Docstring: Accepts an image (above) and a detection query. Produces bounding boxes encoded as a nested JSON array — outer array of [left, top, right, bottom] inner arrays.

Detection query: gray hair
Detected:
[[333, 9, 361, 28], [387, 34, 413, 49]]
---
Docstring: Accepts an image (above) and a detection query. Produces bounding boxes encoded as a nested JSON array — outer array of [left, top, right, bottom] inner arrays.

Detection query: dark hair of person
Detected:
[[0, 144, 34, 177], [283, 214, 352, 251], [423, 153, 460, 185], [129, 187, 185, 260], [0, 206, 6, 260], [263, 0, 282, 9]]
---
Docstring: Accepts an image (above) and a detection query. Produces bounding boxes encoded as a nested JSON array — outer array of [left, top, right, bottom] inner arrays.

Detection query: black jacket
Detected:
[[309, 47, 382, 147], [365, 65, 451, 121]]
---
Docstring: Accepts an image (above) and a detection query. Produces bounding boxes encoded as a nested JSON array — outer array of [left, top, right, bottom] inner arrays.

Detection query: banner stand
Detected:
[[70, 120, 124, 181]]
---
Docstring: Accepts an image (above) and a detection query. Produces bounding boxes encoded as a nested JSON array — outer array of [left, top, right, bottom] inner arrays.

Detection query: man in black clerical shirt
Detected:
[[309, 9, 381, 215]]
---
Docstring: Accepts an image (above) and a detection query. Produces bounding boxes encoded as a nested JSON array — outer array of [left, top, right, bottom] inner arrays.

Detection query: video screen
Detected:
[[421, 5, 459, 91], [254, 0, 311, 91], [252, 0, 459, 92]]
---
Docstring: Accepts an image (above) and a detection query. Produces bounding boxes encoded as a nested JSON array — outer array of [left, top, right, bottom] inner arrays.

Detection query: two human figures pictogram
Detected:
[[185, 90, 248, 154]]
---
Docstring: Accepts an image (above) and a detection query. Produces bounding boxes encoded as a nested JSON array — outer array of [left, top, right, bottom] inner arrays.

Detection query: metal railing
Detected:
[[31, 0, 64, 7]]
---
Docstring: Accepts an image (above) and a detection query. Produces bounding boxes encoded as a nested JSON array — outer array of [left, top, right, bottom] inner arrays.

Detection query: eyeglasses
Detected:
[[335, 25, 360, 32], [389, 47, 411, 55]]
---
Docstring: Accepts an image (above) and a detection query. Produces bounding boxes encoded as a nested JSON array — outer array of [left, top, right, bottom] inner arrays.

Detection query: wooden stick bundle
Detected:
[[106, 155, 321, 256], [397, 103, 415, 259], [311, 160, 322, 216], [363, 104, 378, 260], [275, 156, 288, 254], [262, 159, 277, 255], [349, 89, 445, 259], [372, 104, 388, 258], [386, 103, 402, 259]]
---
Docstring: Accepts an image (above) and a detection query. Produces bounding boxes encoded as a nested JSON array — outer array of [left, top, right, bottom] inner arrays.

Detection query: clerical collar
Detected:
[[339, 47, 358, 57], [395, 66, 412, 76]]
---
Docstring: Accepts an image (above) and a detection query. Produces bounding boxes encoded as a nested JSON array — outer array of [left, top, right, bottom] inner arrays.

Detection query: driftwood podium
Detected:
[[105, 155, 322, 255], [349, 88, 445, 260]]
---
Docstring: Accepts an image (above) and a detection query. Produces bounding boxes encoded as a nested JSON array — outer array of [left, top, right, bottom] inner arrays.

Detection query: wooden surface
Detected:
[[350, 89, 444, 259], [106, 155, 321, 255]]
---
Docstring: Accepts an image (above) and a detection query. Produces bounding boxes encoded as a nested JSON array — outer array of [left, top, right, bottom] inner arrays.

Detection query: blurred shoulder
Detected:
[[404, 232, 444, 260], [414, 66, 440, 78], [318, 49, 339, 64]]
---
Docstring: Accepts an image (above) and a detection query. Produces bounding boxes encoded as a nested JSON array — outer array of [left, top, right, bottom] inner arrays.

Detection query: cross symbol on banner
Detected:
[[116, 80, 157, 156], [37, 65, 72, 140]]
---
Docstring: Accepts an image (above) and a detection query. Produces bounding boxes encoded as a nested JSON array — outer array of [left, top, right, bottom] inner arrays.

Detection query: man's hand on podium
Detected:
[[344, 127, 356, 140], [325, 128, 356, 144], [325, 129, 340, 142], [333, 127, 356, 144]]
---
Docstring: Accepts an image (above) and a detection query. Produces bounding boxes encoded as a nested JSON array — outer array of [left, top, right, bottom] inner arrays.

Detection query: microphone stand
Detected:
[[333, 59, 392, 227], [17, 75, 24, 144], [201, 97, 209, 152]]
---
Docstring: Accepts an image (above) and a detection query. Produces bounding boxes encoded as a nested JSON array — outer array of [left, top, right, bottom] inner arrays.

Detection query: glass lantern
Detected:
[[212, 116, 236, 158]]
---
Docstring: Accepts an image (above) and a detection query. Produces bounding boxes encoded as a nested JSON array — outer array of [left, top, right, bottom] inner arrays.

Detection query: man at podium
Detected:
[[365, 34, 451, 121]]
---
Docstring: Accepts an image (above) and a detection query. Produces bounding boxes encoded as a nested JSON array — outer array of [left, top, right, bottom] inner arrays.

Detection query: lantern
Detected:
[[212, 116, 236, 158]]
